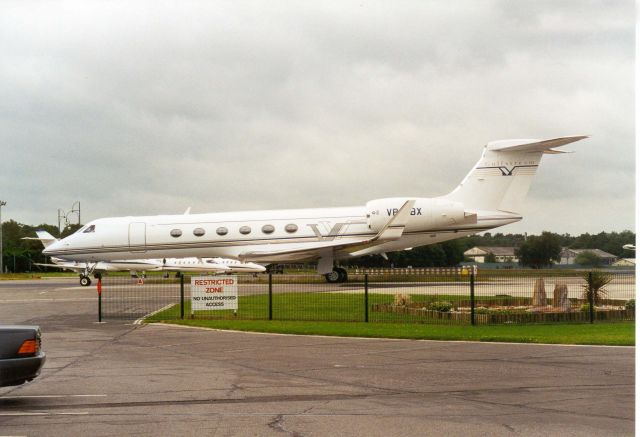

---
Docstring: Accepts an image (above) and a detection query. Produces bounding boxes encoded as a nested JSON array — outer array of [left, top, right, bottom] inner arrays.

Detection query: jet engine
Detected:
[[366, 197, 476, 233]]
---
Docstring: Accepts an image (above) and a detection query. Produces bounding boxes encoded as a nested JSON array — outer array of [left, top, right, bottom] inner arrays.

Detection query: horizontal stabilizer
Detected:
[[486, 135, 588, 153]]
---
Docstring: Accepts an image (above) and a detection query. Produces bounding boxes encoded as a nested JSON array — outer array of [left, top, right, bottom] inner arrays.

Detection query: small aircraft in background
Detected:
[[25, 231, 265, 286]]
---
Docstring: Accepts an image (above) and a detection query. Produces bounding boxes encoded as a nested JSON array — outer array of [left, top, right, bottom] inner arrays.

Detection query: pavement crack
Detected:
[[268, 414, 304, 437], [502, 423, 516, 433]]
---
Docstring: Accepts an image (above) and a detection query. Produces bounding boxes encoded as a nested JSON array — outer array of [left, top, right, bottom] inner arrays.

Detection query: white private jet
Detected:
[[43, 136, 587, 283], [27, 231, 265, 286]]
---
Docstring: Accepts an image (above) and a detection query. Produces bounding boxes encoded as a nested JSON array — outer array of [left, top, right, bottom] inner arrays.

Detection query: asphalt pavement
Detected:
[[0, 278, 634, 436]]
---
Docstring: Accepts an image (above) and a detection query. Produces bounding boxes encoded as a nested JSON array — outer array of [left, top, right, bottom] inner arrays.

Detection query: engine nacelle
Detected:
[[366, 197, 475, 233]]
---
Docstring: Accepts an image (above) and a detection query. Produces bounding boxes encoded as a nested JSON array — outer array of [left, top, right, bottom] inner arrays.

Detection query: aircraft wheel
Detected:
[[324, 269, 341, 283], [336, 267, 348, 283], [80, 276, 92, 287]]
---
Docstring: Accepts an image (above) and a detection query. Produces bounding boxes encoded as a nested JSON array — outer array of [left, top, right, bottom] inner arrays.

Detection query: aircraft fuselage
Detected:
[[43, 202, 519, 263]]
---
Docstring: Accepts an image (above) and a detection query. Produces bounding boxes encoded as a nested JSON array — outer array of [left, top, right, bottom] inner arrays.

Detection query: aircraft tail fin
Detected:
[[22, 230, 59, 249], [443, 135, 588, 213]]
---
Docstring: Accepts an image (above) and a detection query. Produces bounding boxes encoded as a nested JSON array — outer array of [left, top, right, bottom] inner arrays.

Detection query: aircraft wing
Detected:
[[239, 200, 416, 261], [33, 262, 84, 273], [159, 264, 231, 273]]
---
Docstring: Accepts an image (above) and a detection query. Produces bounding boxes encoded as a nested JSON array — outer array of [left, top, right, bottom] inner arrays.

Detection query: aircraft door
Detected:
[[128, 222, 147, 253]]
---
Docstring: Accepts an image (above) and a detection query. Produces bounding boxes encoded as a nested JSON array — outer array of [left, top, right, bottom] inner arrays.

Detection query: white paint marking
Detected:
[[1, 394, 107, 399], [134, 303, 175, 325], [0, 412, 89, 416]]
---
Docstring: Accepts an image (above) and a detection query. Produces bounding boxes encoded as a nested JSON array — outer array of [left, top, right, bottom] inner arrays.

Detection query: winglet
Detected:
[[374, 199, 416, 241], [486, 135, 588, 153]]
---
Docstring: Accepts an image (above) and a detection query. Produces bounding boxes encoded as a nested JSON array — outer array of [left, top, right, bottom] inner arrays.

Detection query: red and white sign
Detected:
[[191, 276, 238, 312]]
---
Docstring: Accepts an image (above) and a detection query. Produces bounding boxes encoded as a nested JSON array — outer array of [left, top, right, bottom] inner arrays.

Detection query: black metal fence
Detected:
[[97, 268, 635, 325]]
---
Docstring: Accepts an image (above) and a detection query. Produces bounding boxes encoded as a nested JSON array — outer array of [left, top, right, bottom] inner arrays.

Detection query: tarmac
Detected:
[[0, 278, 634, 436]]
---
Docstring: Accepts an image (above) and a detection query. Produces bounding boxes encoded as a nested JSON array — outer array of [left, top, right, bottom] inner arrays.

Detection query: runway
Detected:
[[0, 278, 634, 436]]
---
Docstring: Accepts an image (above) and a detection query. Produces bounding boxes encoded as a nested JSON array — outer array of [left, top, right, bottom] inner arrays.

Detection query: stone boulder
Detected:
[[553, 282, 571, 312], [532, 278, 547, 307]]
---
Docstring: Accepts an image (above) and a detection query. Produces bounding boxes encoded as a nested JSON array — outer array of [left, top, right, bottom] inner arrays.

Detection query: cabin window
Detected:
[[216, 227, 228, 236], [83, 224, 96, 233], [193, 227, 205, 237], [262, 224, 275, 234], [170, 229, 182, 238], [239, 225, 251, 235], [285, 223, 298, 233]]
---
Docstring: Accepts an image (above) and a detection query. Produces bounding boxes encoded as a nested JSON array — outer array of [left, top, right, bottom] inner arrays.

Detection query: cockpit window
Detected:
[[83, 225, 96, 233]]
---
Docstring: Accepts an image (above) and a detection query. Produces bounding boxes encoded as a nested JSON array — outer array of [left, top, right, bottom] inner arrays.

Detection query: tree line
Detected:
[[346, 230, 636, 269], [0, 219, 635, 272], [1, 220, 82, 273]]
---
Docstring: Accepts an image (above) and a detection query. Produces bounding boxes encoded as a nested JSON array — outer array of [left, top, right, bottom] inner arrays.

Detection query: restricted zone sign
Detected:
[[191, 276, 238, 313]]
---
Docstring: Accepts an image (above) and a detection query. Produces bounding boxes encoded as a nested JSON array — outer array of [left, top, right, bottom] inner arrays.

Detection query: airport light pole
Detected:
[[0, 201, 6, 274]]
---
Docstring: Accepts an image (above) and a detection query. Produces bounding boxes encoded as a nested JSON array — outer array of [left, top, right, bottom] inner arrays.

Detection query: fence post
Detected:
[[364, 274, 369, 323], [470, 270, 475, 326], [268, 273, 273, 320], [180, 273, 185, 320], [588, 271, 594, 324], [97, 276, 102, 323]]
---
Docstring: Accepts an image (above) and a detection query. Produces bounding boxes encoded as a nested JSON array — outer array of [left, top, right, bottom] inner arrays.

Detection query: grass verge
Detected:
[[149, 319, 635, 346], [0, 272, 78, 280]]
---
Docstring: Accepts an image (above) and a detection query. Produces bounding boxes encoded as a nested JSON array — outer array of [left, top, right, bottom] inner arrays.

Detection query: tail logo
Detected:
[[477, 164, 538, 177]]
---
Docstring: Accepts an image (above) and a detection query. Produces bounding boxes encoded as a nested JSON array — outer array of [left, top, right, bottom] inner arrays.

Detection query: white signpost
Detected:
[[191, 276, 238, 314]]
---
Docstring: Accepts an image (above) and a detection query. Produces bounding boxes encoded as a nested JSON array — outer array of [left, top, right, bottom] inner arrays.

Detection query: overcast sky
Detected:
[[0, 0, 634, 235]]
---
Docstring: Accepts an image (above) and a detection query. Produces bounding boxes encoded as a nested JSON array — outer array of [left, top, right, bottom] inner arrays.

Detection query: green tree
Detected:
[[516, 232, 562, 268], [575, 251, 602, 267], [61, 223, 83, 238]]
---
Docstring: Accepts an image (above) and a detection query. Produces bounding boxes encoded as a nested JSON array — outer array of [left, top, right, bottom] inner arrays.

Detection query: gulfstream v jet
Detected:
[[43, 136, 587, 283]]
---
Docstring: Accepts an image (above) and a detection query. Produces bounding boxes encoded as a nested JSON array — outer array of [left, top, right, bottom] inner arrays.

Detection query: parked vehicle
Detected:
[[0, 326, 46, 387]]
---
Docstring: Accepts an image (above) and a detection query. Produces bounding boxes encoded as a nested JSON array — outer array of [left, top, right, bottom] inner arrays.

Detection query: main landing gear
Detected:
[[79, 272, 102, 287], [324, 267, 348, 283], [79, 266, 101, 287]]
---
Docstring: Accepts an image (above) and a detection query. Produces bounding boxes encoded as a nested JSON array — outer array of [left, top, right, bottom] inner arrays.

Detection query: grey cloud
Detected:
[[0, 1, 634, 235]]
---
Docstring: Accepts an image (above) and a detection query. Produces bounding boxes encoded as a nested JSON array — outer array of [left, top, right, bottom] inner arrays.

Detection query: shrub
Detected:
[[625, 299, 635, 311], [428, 301, 453, 312], [582, 271, 612, 305], [394, 294, 411, 306]]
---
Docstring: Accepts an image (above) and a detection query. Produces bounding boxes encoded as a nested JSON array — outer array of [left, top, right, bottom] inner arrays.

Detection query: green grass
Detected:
[[145, 292, 506, 323], [145, 292, 605, 324], [0, 272, 77, 280], [150, 319, 635, 346], [144, 292, 634, 345]]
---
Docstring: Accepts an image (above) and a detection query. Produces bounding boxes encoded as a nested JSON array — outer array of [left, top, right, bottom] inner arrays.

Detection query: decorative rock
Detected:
[[532, 278, 547, 307], [553, 282, 571, 312]]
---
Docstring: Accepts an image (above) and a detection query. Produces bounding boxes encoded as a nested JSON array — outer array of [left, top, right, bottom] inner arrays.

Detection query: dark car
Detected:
[[0, 325, 46, 387]]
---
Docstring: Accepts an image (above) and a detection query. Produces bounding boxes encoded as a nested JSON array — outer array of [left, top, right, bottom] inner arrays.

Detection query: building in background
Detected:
[[612, 258, 635, 267], [557, 248, 618, 265], [464, 246, 518, 263]]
